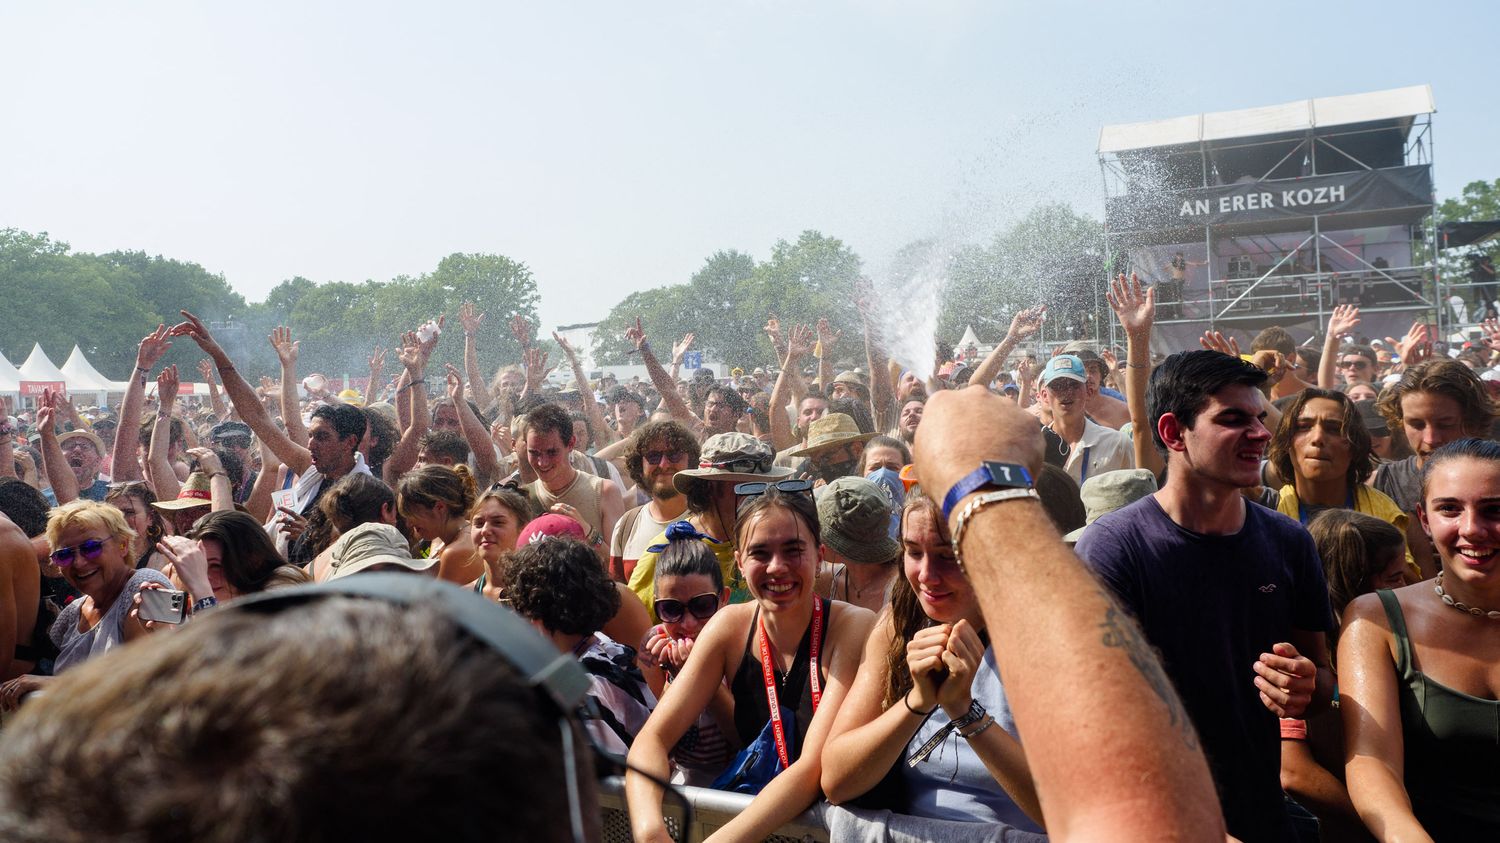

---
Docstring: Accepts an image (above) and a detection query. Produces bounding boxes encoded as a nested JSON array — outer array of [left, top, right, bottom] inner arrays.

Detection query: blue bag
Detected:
[[709, 705, 797, 795]]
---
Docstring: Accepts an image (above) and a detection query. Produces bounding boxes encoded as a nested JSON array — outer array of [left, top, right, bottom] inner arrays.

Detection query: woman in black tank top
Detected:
[[624, 485, 875, 843]]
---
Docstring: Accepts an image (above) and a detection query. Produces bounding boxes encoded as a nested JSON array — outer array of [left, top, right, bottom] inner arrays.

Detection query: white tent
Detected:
[[957, 325, 982, 349], [61, 345, 125, 403], [0, 353, 22, 397], [19, 344, 69, 385]]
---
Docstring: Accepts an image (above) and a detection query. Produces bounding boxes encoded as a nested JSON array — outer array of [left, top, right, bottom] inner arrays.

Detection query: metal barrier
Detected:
[[597, 775, 829, 843]]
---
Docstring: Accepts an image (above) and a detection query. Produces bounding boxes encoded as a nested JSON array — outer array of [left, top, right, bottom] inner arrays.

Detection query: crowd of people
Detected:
[[0, 272, 1494, 842]]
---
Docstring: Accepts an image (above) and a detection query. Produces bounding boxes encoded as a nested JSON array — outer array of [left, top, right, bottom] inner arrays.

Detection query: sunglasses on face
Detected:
[[643, 450, 687, 466], [654, 592, 720, 623], [733, 478, 814, 497], [1338, 359, 1371, 369], [50, 537, 108, 567]]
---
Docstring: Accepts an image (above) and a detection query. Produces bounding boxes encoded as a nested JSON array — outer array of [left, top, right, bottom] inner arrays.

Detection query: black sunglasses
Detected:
[[50, 537, 109, 566], [706, 455, 773, 474], [733, 478, 814, 497], [654, 592, 721, 624], [642, 450, 687, 466]]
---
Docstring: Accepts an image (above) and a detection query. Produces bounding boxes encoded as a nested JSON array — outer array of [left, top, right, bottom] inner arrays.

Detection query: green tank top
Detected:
[[1376, 589, 1500, 839]]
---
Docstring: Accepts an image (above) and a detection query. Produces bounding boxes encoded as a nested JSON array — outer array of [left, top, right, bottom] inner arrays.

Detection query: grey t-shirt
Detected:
[[1374, 455, 1422, 513], [50, 568, 174, 674]]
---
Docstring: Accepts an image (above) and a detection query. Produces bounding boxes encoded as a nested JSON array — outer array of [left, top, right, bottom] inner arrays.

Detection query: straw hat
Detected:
[[789, 413, 876, 458], [151, 472, 214, 512]]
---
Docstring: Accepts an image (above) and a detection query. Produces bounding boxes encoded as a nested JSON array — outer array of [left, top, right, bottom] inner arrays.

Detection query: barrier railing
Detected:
[[596, 775, 829, 843]]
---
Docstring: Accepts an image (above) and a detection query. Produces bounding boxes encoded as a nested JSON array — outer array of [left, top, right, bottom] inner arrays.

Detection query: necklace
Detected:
[[1433, 571, 1500, 620]]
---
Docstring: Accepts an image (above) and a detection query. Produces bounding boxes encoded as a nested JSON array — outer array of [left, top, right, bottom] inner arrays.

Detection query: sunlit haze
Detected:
[[4, 1, 1494, 329]]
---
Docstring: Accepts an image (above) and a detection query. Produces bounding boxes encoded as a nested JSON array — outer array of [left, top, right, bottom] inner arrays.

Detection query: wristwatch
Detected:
[[941, 461, 1034, 520]]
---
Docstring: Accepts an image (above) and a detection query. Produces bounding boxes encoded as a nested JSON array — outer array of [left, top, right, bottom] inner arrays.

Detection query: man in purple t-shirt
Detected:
[[1076, 350, 1334, 843]]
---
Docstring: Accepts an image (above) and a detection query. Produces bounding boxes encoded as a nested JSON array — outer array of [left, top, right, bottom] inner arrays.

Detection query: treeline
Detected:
[[0, 229, 538, 381]]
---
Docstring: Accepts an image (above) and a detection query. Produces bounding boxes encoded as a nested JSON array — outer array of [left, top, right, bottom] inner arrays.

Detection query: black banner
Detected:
[[1107, 165, 1432, 230]]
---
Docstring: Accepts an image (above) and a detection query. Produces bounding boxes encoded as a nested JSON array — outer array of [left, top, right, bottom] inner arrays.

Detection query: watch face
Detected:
[[983, 461, 1032, 488]]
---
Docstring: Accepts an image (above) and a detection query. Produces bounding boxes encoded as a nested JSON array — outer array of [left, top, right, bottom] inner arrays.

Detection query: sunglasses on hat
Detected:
[[654, 593, 721, 624], [733, 478, 813, 497]]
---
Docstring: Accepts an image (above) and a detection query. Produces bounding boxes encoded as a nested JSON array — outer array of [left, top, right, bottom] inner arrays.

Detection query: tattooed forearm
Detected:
[[1099, 599, 1199, 751]]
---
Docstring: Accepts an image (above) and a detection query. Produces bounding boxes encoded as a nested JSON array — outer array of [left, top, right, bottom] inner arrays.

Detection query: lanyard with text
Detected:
[[758, 598, 824, 769]]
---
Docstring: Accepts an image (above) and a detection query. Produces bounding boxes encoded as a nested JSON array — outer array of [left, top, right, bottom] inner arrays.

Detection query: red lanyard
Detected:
[[758, 598, 823, 769]]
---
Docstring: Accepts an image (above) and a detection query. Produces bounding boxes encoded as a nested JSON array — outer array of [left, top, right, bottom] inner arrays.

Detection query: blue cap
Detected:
[[1042, 354, 1087, 385]]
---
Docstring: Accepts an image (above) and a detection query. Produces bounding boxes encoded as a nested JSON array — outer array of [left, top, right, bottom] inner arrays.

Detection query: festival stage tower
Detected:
[[1097, 85, 1437, 350]]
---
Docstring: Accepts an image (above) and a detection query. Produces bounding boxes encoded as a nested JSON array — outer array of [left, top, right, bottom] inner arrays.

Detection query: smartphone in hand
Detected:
[[139, 588, 188, 625]]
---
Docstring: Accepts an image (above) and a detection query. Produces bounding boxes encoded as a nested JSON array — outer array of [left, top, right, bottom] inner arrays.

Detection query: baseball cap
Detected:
[[1042, 355, 1088, 386], [516, 513, 587, 548]]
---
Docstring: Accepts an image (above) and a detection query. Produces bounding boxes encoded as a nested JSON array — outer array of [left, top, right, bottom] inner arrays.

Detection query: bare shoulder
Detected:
[[1342, 591, 1393, 630], [829, 602, 877, 649]]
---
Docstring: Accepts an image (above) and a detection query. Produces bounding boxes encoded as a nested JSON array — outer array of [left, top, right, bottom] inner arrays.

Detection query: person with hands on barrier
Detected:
[[910, 383, 1226, 842], [821, 493, 1043, 831], [626, 485, 875, 843], [635, 523, 735, 786]]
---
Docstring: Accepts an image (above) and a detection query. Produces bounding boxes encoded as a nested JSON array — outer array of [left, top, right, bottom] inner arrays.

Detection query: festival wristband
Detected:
[[940, 461, 1033, 520]]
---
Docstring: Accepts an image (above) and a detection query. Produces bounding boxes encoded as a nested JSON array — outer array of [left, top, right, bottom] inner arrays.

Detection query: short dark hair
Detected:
[[524, 403, 574, 444], [1250, 326, 1296, 358], [705, 386, 747, 415], [501, 537, 618, 636], [657, 536, 724, 591], [622, 420, 700, 490], [361, 408, 398, 471], [864, 434, 911, 466], [1337, 344, 1377, 367], [0, 478, 50, 537], [312, 404, 366, 447], [419, 430, 470, 465], [1147, 351, 1269, 455], [607, 386, 644, 410], [1267, 388, 1375, 488]]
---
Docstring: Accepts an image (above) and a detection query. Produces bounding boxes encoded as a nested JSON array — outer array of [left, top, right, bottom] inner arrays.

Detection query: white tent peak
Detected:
[[19, 344, 68, 383], [0, 352, 21, 393], [957, 325, 982, 349], [61, 346, 120, 391]]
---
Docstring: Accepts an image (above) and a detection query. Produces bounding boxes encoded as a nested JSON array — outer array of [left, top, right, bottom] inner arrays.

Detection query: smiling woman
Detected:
[[1, 501, 172, 708], [1340, 439, 1500, 838], [625, 485, 875, 843]]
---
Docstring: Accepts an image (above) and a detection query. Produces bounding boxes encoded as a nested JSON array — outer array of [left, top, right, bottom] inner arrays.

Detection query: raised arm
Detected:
[[913, 387, 1224, 841], [112, 325, 173, 482], [197, 358, 229, 421], [815, 318, 841, 393], [459, 303, 495, 411], [669, 333, 694, 383], [769, 324, 813, 452], [36, 393, 78, 504], [244, 438, 280, 522], [444, 364, 500, 486], [1107, 273, 1164, 476], [855, 280, 898, 431], [186, 447, 233, 511], [627, 318, 698, 427], [970, 305, 1046, 393], [366, 346, 386, 405], [382, 332, 429, 485], [170, 311, 312, 477], [554, 331, 616, 447], [1318, 305, 1360, 390], [147, 367, 183, 501], [270, 326, 309, 449]]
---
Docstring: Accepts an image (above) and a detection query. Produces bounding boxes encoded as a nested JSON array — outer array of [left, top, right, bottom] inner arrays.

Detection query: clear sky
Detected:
[[4, 1, 1494, 331]]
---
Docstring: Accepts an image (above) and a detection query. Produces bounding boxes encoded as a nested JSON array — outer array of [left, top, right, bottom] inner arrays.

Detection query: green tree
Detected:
[[1433, 178, 1500, 286]]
